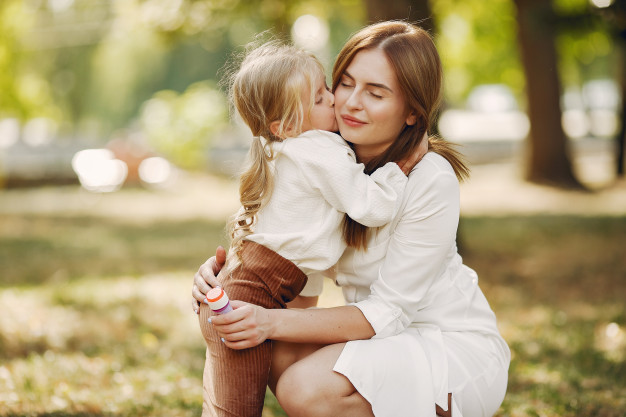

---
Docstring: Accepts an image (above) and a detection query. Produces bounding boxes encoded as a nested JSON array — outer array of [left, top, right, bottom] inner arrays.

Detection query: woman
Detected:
[[192, 21, 510, 417]]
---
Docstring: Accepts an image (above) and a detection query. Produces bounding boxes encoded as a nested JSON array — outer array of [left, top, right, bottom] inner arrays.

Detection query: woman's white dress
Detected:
[[313, 152, 511, 417]]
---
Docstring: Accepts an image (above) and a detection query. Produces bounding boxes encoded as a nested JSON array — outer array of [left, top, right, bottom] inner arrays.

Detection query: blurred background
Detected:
[[0, 0, 625, 416]]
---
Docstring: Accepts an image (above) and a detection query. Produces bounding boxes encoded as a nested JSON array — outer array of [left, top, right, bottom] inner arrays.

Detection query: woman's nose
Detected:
[[345, 90, 362, 110]]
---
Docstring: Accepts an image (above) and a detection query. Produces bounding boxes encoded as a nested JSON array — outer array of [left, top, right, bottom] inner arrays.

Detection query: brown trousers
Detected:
[[198, 241, 308, 417]]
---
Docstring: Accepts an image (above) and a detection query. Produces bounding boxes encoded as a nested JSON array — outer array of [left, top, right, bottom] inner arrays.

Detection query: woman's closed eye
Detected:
[[339, 78, 354, 89]]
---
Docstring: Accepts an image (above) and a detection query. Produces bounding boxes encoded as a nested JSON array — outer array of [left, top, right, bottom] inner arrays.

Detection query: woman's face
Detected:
[[334, 48, 416, 162]]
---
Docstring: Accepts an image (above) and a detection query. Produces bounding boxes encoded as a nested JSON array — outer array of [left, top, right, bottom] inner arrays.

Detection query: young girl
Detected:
[[198, 41, 420, 417]]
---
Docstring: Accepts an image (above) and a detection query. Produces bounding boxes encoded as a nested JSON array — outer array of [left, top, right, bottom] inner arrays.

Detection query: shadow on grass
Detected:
[[0, 215, 228, 287]]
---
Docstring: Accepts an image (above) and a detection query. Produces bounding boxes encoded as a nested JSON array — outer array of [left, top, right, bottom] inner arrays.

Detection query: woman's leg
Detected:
[[275, 343, 374, 417], [268, 341, 325, 394]]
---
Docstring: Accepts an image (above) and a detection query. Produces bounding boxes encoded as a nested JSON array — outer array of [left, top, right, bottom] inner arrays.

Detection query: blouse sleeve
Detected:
[[293, 131, 407, 227], [352, 159, 461, 338]]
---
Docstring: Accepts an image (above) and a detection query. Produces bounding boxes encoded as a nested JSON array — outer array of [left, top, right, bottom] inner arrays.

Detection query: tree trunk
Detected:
[[364, 0, 434, 34], [617, 38, 626, 176], [513, 0, 583, 188]]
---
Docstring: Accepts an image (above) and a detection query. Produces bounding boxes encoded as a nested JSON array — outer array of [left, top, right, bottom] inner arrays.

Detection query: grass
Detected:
[[0, 211, 625, 416]]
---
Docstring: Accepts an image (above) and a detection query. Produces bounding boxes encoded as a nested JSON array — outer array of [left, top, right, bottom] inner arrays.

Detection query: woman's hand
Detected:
[[191, 246, 227, 314], [210, 300, 273, 350], [396, 132, 429, 175]]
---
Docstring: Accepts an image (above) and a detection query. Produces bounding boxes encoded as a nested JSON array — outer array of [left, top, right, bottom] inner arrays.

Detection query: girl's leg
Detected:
[[199, 242, 308, 417], [275, 343, 374, 417]]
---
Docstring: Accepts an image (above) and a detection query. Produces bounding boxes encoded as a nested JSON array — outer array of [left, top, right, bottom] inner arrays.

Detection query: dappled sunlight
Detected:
[[0, 273, 206, 415], [0, 213, 624, 416], [594, 322, 626, 362], [0, 271, 293, 416]]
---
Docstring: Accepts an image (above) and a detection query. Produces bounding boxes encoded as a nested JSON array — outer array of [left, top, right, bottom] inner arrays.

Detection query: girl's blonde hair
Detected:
[[332, 21, 470, 250], [225, 41, 324, 268]]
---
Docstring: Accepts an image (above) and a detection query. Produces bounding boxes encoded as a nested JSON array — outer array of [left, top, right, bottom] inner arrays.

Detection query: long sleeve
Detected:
[[352, 157, 461, 338], [292, 130, 407, 227]]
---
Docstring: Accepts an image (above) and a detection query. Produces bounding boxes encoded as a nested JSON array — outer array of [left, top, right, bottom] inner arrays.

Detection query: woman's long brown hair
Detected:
[[332, 21, 469, 250]]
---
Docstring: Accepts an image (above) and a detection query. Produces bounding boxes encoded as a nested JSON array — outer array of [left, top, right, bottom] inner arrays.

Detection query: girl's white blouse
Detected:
[[246, 130, 406, 295]]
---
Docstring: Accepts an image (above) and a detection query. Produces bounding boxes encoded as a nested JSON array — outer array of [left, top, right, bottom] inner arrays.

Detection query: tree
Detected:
[[364, 0, 434, 33], [513, 0, 582, 188], [600, 1, 626, 177]]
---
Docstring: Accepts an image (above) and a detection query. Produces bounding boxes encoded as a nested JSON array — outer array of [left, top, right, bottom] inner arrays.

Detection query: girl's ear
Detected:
[[405, 111, 417, 126], [269, 120, 282, 137], [270, 120, 296, 139]]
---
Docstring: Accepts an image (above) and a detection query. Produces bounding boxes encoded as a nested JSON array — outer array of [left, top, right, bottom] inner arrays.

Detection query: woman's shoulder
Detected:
[[410, 152, 456, 178], [405, 152, 459, 195]]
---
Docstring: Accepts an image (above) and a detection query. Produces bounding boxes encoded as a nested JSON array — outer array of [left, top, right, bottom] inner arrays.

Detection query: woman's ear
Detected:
[[405, 111, 418, 126]]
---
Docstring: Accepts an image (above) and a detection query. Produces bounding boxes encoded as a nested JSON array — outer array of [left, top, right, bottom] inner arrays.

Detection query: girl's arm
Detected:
[[293, 132, 406, 227], [295, 132, 427, 227]]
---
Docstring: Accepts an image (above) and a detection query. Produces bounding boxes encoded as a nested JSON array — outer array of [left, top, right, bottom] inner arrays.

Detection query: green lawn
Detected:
[[1, 212, 624, 416]]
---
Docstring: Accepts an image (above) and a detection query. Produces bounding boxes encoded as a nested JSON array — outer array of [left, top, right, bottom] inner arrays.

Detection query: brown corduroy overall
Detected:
[[198, 240, 308, 417]]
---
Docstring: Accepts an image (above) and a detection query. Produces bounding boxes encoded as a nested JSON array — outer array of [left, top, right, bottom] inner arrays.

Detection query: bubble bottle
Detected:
[[205, 287, 233, 315]]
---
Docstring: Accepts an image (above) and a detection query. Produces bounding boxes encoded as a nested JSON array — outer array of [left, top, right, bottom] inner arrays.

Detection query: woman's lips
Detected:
[[340, 115, 367, 127]]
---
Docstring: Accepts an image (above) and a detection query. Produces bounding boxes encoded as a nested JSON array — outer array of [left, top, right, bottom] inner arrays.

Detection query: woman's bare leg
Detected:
[[269, 341, 325, 394], [275, 343, 374, 417]]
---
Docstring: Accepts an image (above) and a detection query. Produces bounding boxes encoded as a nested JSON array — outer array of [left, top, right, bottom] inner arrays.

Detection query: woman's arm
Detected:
[[209, 301, 375, 350], [286, 295, 319, 309]]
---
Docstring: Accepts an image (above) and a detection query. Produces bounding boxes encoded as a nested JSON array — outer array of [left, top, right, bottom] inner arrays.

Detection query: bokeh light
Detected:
[[291, 14, 329, 51], [589, 0, 613, 8], [71, 149, 128, 192], [138, 156, 173, 187], [0, 118, 20, 149]]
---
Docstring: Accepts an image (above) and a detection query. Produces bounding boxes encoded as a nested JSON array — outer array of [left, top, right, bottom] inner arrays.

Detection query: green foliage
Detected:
[[139, 82, 228, 170], [432, 0, 523, 105], [554, 0, 617, 85], [0, 1, 59, 120], [0, 0, 617, 170], [431, 0, 615, 106]]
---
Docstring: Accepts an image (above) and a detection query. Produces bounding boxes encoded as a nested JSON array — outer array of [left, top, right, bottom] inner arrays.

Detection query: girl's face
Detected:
[[334, 48, 416, 162], [301, 71, 338, 133]]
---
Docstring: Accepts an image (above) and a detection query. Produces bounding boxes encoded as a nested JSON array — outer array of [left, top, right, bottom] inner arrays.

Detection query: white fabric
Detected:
[[245, 130, 407, 294], [326, 153, 511, 417]]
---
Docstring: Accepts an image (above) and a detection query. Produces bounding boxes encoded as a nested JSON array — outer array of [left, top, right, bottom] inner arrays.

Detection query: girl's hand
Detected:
[[191, 246, 227, 314], [210, 300, 273, 350], [396, 132, 429, 175]]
